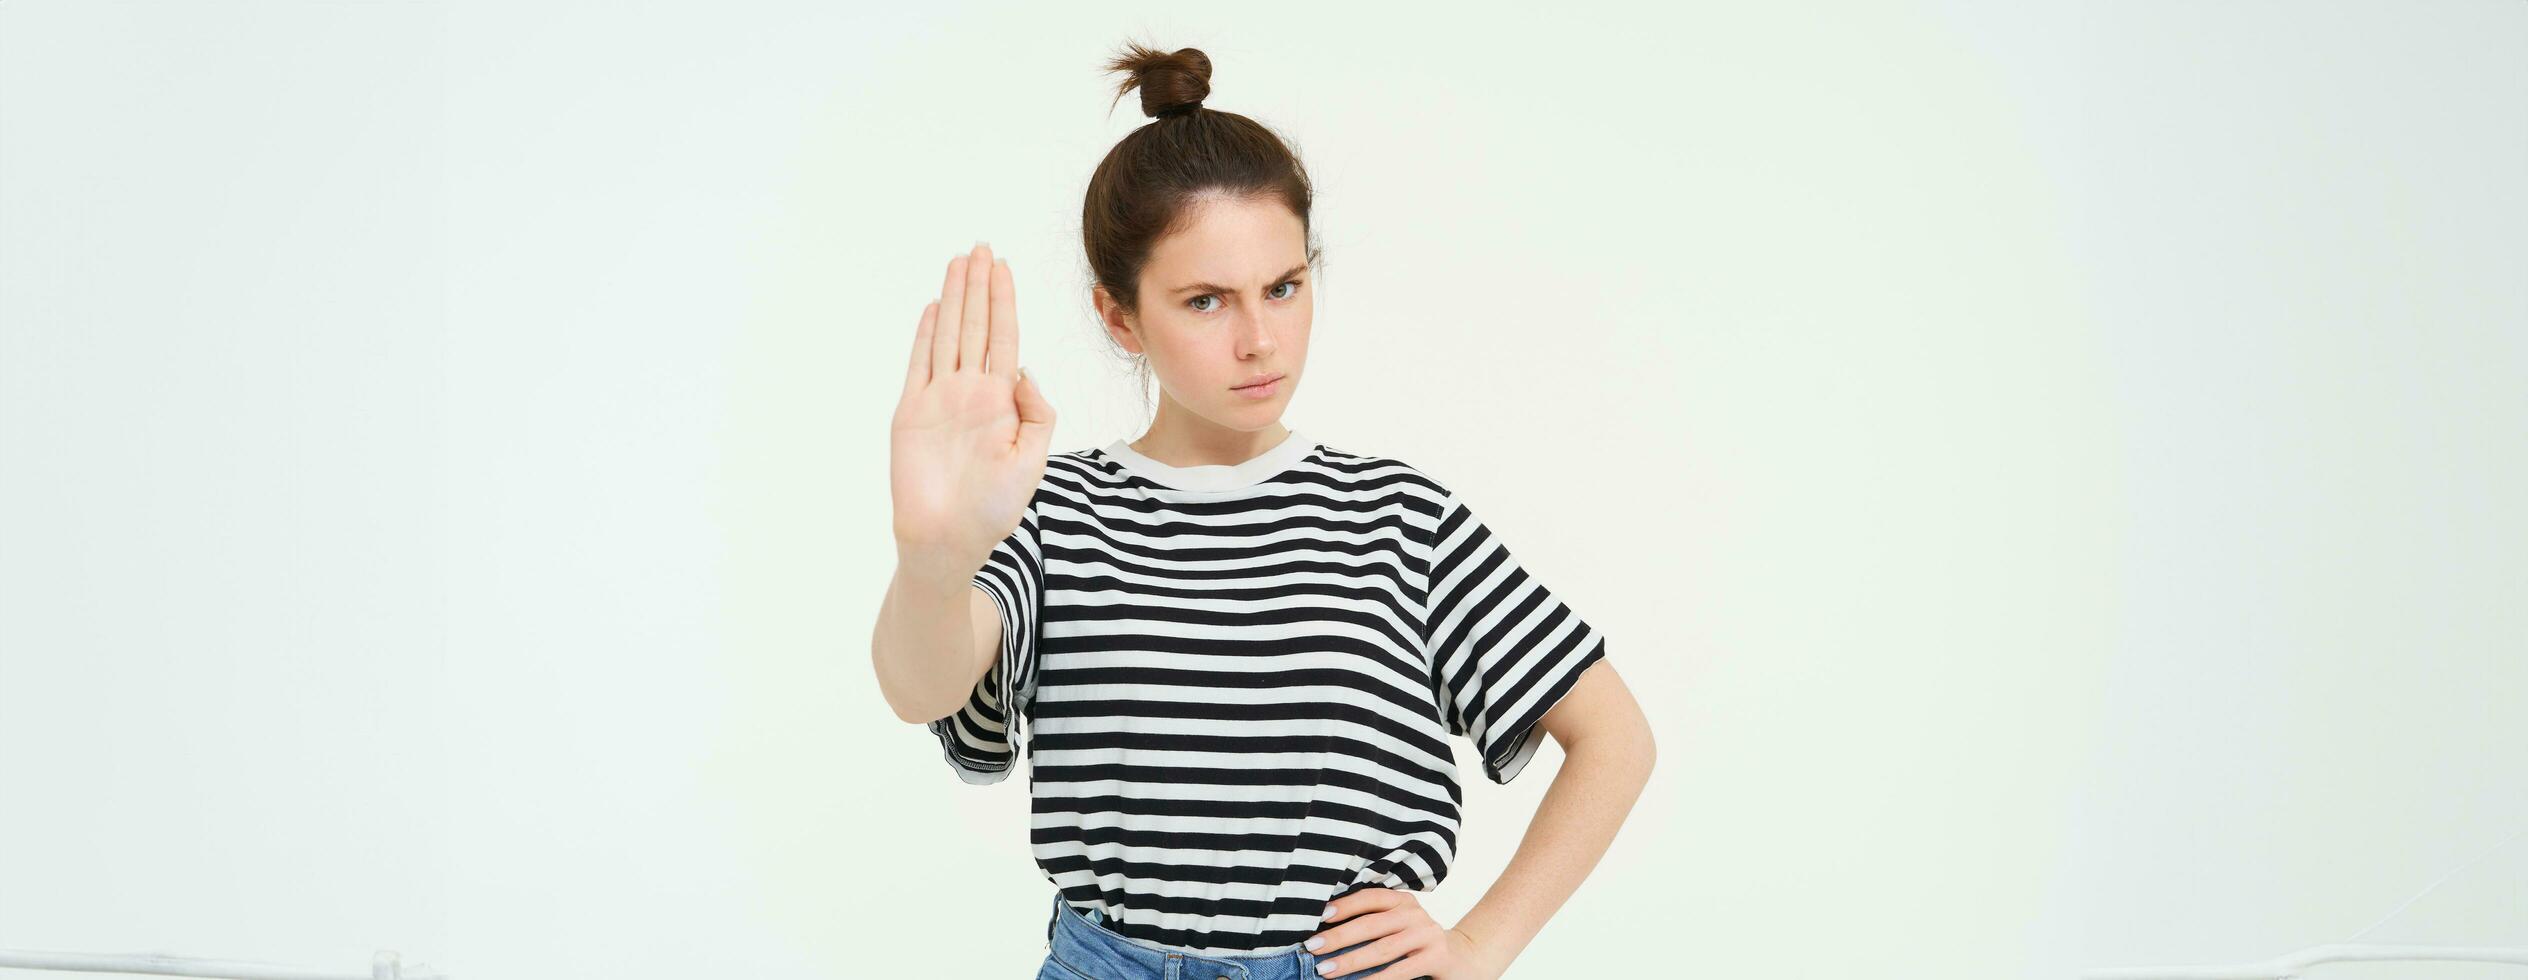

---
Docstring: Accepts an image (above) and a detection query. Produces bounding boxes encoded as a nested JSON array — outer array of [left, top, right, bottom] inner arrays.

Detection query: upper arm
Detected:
[[1537, 658, 1654, 760]]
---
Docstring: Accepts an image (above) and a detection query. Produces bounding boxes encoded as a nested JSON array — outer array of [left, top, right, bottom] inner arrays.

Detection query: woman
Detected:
[[872, 42, 1657, 980]]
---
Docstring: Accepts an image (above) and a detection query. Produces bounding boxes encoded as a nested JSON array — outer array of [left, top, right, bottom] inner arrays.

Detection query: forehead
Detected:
[[1145, 194, 1307, 281]]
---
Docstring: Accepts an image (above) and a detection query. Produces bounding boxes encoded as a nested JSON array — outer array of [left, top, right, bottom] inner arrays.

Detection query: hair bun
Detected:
[[1104, 42, 1212, 120]]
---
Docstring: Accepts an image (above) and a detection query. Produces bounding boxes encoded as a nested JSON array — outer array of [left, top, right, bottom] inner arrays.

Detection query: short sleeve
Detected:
[[1420, 487, 1610, 785], [926, 499, 1045, 785]]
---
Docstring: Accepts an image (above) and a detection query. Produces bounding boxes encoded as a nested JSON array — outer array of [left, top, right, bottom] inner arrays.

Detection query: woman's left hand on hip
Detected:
[[1305, 887, 1505, 979]]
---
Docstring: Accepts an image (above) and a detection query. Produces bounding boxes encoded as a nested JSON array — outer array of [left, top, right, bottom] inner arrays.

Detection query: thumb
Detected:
[[1014, 366, 1057, 454]]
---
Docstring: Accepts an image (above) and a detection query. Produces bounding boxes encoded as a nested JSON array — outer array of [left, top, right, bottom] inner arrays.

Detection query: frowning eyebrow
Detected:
[[1169, 263, 1310, 297]]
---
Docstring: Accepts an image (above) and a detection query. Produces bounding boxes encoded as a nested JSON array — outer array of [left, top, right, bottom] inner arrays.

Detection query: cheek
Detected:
[[1147, 320, 1221, 364], [1282, 311, 1313, 357], [1143, 320, 1235, 385]]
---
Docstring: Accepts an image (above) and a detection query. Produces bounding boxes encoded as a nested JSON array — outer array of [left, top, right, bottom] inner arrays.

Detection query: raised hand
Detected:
[[889, 242, 1057, 581]]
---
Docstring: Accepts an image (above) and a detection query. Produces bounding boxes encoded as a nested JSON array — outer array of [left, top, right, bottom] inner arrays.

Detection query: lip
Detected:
[[1231, 372, 1285, 399]]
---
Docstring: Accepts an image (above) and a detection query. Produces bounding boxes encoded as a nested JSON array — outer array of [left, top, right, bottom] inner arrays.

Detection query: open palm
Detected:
[[889, 243, 1057, 578]]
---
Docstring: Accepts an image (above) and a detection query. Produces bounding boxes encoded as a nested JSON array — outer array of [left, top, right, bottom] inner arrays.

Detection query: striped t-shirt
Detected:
[[925, 428, 1610, 955]]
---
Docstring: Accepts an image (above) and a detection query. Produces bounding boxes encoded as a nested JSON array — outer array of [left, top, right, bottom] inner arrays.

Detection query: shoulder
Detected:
[[1039, 444, 1117, 484], [1308, 442, 1458, 511], [997, 446, 1118, 516]]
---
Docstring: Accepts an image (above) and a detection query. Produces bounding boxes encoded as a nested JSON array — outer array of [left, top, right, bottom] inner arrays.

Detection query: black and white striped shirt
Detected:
[[926, 429, 1610, 955]]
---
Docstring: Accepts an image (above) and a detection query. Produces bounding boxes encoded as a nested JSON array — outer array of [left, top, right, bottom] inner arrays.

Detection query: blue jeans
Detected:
[[1037, 891, 1404, 980]]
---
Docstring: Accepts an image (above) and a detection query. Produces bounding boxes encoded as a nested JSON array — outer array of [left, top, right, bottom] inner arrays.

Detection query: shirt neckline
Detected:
[[1101, 428, 1319, 492]]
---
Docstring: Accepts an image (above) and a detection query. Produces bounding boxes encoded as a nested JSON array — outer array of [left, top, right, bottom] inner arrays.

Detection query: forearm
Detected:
[[1452, 730, 1655, 971], [870, 556, 985, 724]]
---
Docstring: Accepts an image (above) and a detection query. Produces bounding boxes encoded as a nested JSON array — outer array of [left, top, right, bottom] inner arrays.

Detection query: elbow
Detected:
[[889, 681, 965, 727], [878, 680, 960, 727], [1614, 708, 1657, 786], [871, 634, 959, 726]]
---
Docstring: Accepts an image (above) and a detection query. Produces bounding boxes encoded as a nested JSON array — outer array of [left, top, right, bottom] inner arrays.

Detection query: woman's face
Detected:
[[1098, 194, 1312, 432]]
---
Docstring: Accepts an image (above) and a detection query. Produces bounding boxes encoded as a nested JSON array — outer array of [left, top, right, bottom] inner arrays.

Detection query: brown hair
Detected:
[[1083, 41, 1323, 412]]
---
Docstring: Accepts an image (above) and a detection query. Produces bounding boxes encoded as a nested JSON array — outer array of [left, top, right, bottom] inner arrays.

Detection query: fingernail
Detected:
[[1323, 903, 1339, 918], [975, 239, 989, 249], [1303, 937, 1322, 951], [1315, 960, 1335, 976], [995, 257, 1007, 268]]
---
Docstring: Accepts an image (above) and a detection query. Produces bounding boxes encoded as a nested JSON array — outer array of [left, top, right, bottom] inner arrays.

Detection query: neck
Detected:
[[1130, 397, 1292, 468]]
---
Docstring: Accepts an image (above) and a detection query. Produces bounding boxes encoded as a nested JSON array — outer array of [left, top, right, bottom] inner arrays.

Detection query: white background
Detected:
[[3, 2, 2523, 978]]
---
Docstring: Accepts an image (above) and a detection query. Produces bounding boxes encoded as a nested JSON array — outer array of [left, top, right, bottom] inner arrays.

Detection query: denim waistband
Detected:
[[1042, 891, 1389, 980]]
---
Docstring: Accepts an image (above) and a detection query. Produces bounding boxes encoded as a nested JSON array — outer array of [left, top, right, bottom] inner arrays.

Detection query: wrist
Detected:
[[1448, 923, 1512, 976]]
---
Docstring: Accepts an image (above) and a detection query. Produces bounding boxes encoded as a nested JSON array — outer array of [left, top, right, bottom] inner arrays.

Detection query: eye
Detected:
[[1186, 280, 1301, 314]]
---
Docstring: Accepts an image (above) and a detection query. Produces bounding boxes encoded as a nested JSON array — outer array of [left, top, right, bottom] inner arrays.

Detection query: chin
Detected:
[[1209, 404, 1288, 428]]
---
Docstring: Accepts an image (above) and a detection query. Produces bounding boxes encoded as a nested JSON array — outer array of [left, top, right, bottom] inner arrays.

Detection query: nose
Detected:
[[1235, 310, 1276, 358]]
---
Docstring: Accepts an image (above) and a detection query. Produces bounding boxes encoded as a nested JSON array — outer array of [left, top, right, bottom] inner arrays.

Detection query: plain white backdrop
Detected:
[[3, 2, 2523, 978]]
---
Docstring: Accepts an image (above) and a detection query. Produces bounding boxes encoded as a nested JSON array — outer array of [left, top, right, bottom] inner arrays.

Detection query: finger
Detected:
[[1368, 951, 1441, 980], [933, 254, 968, 380], [958, 241, 993, 372], [1014, 367, 1057, 455], [986, 256, 1018, 378], [1327, 889, 1401, 923], [904, 301, 938, 390], [1308, 909, 1403, 956], [1315, 932, 1414, 978]]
